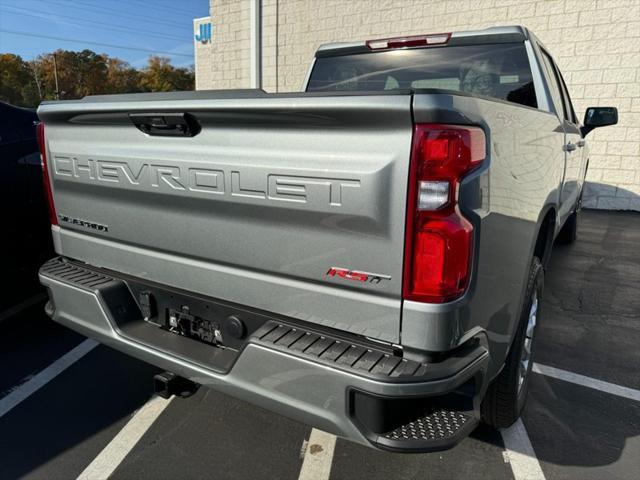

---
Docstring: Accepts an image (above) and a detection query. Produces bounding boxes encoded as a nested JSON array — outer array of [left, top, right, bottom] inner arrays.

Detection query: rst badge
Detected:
[[326, 267, 391, 284]]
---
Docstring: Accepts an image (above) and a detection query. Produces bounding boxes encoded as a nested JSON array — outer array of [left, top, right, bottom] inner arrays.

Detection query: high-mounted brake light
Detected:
[[36, 123, 58, 226], [403, 124, 486, 303], [366, 33, 451, 50]]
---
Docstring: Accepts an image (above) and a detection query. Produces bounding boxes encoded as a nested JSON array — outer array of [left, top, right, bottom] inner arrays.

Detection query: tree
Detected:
[[34, 49, 109, 100], [0, 50, 194, 107], [0, 54, 41, 107], [75, 49, 109, 97], [105, 58, 141, 94], [138, 56, 194, 92]]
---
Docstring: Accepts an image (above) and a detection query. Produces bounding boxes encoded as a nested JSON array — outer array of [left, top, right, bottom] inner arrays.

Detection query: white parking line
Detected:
[[0, 293, 47, 325], [533, 363, 640, 402], [0, 338, 98, 418], [499, 361, 640, 480], [298, 428, 336, 480], [501, 419, 546, 480], [6, 332, 633, 480], [291, 363, 637, 480], [77, 395, 174, 480]]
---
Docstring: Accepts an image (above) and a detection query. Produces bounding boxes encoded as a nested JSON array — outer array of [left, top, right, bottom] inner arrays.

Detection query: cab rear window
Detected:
[[307, 43, 537, 108]]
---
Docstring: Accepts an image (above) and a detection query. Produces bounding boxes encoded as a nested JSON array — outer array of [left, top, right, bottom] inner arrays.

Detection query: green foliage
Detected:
[[0, 54, 41, 107], [0, 50, 194, 107]]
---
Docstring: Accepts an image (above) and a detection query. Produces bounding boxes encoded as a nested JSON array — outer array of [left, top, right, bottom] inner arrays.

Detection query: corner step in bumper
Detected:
[[378, 408, 477, 452]]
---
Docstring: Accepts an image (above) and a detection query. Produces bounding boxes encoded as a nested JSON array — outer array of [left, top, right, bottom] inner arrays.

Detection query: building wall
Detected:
[[198, 0, 640, 210], [193, 16, 213, 90]]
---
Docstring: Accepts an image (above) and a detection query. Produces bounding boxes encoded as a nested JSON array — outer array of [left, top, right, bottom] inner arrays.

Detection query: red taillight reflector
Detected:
[[403, 124, 486, 303], [410, 212, 474, 301], [366, 33, 451, 50], [36, 122, 58, 226]]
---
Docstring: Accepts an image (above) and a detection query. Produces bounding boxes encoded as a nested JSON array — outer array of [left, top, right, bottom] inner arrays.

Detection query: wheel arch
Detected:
[[501, 204, 556, 369], [533, 206, 556, 270]]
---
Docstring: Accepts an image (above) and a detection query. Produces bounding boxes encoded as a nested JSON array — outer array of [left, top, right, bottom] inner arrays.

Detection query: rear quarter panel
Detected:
[[405, 93, 562, 375]]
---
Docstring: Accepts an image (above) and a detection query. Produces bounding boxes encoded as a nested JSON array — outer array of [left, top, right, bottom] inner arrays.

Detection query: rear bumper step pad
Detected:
[[253, 320, 487, 384]]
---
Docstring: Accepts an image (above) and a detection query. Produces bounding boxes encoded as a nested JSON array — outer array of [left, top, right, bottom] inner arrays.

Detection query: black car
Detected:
[[0, 102, 53, 310]]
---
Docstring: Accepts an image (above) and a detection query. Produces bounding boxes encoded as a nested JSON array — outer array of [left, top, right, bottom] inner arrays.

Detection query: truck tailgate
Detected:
[[38, 92, 413, 343]]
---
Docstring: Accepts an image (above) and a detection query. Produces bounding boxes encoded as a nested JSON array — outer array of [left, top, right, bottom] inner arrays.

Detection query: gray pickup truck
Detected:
[[37, 26, 617, 452]]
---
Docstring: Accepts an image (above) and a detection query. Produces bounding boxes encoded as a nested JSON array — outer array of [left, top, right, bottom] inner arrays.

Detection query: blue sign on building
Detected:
[[195, 23, 212, 44]]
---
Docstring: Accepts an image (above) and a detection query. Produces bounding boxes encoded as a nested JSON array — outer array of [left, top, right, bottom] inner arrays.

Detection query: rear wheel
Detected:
[[481, 257, 543, 428], [557, 209, 578, 244]]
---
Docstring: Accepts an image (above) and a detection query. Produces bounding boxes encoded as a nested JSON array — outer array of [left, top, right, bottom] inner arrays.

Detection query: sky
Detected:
[[0, 0, 209, 68]]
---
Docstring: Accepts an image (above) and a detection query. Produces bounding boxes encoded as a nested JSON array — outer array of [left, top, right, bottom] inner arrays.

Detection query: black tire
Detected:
[[556, 209, 578, 244], [481, 257, 544, 428]]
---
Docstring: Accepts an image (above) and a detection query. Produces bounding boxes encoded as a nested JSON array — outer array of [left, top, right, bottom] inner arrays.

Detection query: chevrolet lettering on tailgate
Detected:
[[52, 156, 361, 206]]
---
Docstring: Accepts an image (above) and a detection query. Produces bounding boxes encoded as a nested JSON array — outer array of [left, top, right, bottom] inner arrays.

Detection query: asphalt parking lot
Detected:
[[1, 210, 638, 480]]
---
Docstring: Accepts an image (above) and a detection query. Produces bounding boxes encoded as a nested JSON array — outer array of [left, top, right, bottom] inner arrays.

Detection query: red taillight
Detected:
[[403, 124, 486, 303], [366, 33, 451, 50], [36, 123, 58, 225]]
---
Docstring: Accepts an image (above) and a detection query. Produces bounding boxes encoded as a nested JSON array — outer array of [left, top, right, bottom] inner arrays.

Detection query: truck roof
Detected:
[[315, 25, 530, 57]]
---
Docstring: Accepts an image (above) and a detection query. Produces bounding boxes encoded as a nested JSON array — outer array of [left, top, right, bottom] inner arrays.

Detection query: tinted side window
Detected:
[[540, 50, 569, 120], [308, 43, 538, 108]]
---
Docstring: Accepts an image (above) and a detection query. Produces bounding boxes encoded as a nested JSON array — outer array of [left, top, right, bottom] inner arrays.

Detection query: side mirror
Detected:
[[581, 106, 618, 137]]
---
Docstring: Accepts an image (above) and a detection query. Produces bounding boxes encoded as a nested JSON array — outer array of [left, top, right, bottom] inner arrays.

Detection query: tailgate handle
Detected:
[[129, 113, 200, 137]]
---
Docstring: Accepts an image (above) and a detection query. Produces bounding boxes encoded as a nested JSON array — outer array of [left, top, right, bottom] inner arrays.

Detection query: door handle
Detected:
[[129, 113, 201, 137], [577, 140, 586, 147], [564, 142, 577, 152]]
